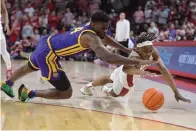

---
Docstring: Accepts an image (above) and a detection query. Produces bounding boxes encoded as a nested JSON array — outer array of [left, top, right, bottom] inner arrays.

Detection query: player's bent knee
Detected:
[[49, 71, 72, 98], [58, 86, 73, 99]]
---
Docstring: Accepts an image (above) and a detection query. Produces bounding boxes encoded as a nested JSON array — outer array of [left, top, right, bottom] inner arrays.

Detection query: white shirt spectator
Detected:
[[22, 22, 34, 38], [39, 15, 48, 28], [115, 19, 130, 42], [24, 4, 35, 17]]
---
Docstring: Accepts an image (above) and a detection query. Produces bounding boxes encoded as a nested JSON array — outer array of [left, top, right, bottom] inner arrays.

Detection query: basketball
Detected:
[[142, 88, 164, 111]]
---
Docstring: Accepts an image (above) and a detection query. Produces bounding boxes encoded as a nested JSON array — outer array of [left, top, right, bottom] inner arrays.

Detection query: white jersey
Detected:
[[110, 51, 153, 96]]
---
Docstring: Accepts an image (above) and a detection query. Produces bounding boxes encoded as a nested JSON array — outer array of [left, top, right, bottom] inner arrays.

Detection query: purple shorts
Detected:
[[28, 36, 63, 80]]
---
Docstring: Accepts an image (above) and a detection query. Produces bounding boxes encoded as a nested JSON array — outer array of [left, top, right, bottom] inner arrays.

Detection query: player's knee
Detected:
[[58, 86, 73, 99]]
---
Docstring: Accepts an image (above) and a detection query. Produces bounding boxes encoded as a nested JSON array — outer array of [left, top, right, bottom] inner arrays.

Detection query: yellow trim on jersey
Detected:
[[53, 56, 64, 72], [45, 51, 53, 80], [55, 30, 96, 56], [78, 30, 96, 49], [44, 51, 64, 80], [47, 35, 53, 51], [55, 44, 79, 53], [28, 53, 40, 70]]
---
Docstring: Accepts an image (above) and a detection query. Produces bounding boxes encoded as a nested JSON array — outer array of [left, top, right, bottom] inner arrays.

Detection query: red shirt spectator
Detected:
[[47, 0, 55, 11], [48, 11, 60, 28]]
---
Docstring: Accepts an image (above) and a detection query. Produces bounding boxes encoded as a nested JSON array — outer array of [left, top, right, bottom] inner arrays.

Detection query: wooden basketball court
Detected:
[[1, 60, 196, 130]]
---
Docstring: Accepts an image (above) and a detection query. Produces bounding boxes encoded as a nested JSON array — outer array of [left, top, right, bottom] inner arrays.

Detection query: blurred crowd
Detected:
[[3, 0, 196, 60], [131, 0, 196, 41]]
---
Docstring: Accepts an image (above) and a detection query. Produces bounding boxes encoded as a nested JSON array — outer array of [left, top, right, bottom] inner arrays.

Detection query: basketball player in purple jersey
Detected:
[[1, 11, 157, 102]]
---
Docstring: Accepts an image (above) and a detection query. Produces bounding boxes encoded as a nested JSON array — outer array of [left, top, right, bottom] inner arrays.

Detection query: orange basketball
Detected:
[[142, 88, 164, 111]]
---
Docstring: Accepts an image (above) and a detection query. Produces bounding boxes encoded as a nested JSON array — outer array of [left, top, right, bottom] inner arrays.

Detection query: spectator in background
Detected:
[[148, 22, 159, 35], [34, 29, 41, 42], [48, 10, 60, 29], [158, 6, 169, 29], [145, 0, 156, 11], [21, 21, 34, 39], [80, 12, 88, 23], [189, 0, 196, 13], [175, 20, 181, 29], [115, 12, 130, 57], [39, 13, 48, 33], [63, 8, 74, 27], [169, 23, 176, 40], [151, 6, 160, 23], [15, 6, 23, 21], [24, 2, 35, 17], [47, 0, 55, 12], [144, 5, 152, 24], [89, 0, 101, 14], [41, 29, 48, 38], [133, 6, 144, 24], [9, 15, 21, 46]]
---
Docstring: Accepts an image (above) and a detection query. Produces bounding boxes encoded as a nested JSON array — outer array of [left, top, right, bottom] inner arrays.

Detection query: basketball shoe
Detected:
[[1, 81, 15, 97], [18, 84, 32, 102], [80, 84, 94, 96]]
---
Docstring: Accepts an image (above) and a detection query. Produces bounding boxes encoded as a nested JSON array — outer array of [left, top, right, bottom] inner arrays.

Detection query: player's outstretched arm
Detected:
[[81, 32, 156, 66], [152, 48, 191, 103], [102, 35, 133, 53]]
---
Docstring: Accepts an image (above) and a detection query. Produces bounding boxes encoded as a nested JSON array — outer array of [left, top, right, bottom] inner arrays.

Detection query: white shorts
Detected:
[[110, 65, 134, 96]]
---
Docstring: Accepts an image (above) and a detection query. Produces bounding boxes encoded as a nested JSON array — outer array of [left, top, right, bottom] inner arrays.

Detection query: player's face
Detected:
[[138, 46, 154, 60], [92, 22, 109, 39]]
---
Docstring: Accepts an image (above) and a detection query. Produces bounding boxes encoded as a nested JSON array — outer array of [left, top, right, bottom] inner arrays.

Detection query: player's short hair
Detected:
[[91, 10, 110, 23]]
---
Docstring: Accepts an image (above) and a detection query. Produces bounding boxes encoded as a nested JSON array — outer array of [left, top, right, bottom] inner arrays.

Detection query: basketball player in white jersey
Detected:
[[1, 0, 12, 79], [80, 32, 191, 103]]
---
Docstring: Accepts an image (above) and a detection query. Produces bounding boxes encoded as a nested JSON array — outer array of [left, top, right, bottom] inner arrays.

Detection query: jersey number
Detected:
[[71, 27, 84, 34]]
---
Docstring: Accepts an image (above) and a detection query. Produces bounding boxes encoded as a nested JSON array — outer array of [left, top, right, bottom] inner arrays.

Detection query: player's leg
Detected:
[[101, 67, 129, 97], [80, 75, 113, 96], [1, 50, 39, 97], [0, 33, 12, 79], [1, 63, 36, 97], [18, 54, 73, 101], [18, 71, 73, 102]]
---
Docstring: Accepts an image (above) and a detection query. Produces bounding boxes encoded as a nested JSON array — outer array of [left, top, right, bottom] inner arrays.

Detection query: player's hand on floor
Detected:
[[175, 93, 191, 103]]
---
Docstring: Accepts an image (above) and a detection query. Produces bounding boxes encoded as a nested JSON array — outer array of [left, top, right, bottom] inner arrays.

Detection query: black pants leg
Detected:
[[118, 40, 129, 57]]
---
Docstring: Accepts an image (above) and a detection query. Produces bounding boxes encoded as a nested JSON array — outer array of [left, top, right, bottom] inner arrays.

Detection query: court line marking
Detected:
[[2, 100, 195, 130]]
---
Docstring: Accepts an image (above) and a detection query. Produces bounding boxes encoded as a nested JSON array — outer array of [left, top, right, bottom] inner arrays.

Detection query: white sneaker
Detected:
[[80, 85, 94, 96]]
